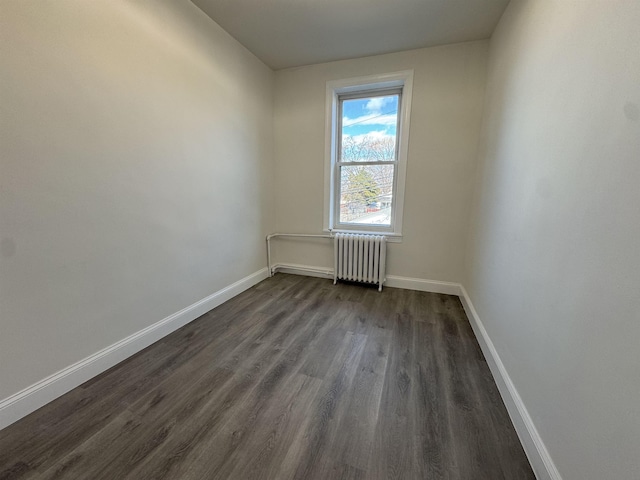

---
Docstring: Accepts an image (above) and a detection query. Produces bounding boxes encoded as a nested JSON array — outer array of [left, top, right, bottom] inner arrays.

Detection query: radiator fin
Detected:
[[333, 233, 386, 291]]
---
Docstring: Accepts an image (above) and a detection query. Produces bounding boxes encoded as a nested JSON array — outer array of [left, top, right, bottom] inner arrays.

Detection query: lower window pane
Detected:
[[339, 165, 393, 226]]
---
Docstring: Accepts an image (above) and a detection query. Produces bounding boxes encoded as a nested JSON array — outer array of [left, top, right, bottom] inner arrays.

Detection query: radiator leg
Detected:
[[378, 237, 387, 293], [333, 234, 338, 286]]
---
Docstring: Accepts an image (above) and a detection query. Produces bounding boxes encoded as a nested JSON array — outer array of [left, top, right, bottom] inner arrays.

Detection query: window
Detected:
[[324, 71, 413, 239]]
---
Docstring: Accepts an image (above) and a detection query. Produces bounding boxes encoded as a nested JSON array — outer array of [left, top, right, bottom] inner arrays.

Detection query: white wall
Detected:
[[465, 2, 640, 479], [272, 42, 488, 283], [0, 1, 274, 400], [6, 2, 638, 476]]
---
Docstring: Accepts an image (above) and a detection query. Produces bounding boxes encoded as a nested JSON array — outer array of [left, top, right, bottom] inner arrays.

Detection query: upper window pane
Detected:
[[340, 94, 399, 162]]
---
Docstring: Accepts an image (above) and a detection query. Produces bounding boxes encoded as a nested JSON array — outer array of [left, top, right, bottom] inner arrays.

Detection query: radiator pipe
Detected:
[[266, 232, 334, 277]]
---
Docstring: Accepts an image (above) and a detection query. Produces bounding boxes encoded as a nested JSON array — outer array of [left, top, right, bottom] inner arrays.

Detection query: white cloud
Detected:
[[342, 113, 398, 127], [365, 96, 394, 113]]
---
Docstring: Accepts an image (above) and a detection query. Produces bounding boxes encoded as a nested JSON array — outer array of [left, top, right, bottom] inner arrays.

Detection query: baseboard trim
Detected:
[[271, 263, 462, 296], [459, 285, 562, 480], [0, 267, 269, 431], [385, 274, 461, 295]]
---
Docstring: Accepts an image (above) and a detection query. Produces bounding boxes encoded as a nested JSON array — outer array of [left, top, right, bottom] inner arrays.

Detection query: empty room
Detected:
[[1, 1, 638, 479]]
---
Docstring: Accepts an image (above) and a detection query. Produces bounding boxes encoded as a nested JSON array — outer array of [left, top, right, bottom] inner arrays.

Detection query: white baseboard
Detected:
[[385, 274, 461, 295], [0, 268, 269, 431], [459, 285, 562, 480], [271, 263, 462, 296]]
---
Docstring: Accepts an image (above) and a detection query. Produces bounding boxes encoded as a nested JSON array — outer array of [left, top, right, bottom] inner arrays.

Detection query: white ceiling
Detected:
[[191, 0, 510, 70]]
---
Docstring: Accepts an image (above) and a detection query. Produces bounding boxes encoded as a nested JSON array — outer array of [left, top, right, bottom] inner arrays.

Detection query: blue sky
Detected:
[[342, 95, 398, 139]]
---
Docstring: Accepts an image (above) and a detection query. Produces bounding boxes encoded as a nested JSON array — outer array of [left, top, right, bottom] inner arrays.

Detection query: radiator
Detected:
[[333, 233, 387, 291]]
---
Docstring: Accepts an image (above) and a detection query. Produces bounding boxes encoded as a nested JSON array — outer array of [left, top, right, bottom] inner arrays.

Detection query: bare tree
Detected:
[[341, 135, 395, 162]]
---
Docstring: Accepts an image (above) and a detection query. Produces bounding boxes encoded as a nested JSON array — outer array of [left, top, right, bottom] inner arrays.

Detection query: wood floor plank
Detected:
[[410, 320, 455, 478], [224, 374, 324, 480], [118, 368, 260, 480], [275, 331, 368, 480], [37, 410, 141, 480], [328, 320, 391, 472], [0, 274, 535, 480]]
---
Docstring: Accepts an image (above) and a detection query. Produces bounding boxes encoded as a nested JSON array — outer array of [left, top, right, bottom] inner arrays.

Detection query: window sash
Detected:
[[335, 164, 396, 228], [337, 91, 402, 164], [334, 90, 402, 230], [338, 87, 402, 102]]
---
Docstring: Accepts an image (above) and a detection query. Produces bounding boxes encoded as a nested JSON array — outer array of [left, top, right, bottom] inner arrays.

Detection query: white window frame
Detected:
[[323, 71, 413, 241]]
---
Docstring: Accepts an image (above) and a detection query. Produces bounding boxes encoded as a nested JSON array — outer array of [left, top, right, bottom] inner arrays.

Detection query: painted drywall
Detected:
[[465, 2, 640, 479], [272, 42, 488, 282], [0, 1, 274, 400]]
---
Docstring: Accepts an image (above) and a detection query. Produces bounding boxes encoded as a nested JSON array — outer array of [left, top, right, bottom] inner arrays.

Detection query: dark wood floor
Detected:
[[0, 274, 535, 480]]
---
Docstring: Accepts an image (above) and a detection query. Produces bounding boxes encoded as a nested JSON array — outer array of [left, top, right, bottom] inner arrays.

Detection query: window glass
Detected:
[[337, 93, 399, 226], [340, 94, 399, 162], [339, 165, 394, 225]]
